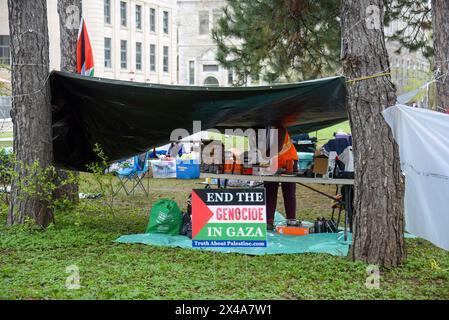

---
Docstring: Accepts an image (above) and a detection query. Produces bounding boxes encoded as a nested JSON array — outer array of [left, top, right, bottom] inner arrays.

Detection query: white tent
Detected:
[[383, 105, 449, 251]]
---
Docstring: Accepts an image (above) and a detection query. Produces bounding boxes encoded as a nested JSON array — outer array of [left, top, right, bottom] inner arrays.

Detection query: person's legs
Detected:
[[264, 182, 279, 225], [281, 182, 297, 220]]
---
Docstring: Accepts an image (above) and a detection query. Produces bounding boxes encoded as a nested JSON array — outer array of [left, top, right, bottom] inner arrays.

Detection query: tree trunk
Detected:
[[7, 0, 54, 227], [341, 0, 405, 267], [58, 0, 82, 73], [431, 0, 449, 113], [54, 0, 82, 203]]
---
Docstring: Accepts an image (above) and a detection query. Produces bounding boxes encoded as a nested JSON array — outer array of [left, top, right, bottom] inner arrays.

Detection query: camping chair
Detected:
[[114, 152, 150, 196]]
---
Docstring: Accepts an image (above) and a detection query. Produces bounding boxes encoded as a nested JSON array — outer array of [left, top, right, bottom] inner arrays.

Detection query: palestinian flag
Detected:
[[76, 17, 94, 76]]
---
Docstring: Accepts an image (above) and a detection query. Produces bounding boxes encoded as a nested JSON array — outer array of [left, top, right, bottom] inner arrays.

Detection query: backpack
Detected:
[[180, 195, 192, 238], [146, 199, 183, 235]]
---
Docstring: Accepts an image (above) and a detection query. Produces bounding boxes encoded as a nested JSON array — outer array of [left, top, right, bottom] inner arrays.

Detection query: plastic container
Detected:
[[233, 163, 243, 174], [223, 163, 234, 174], [276, 226, 310, 236], [150, 159, 177, 178], [297, 152, 314, 172], [176, 159, 200, 179]]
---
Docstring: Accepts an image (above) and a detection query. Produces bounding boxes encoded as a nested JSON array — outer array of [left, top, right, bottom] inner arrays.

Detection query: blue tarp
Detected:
[[115, 231, 352, 256], [115, 213, 352, 256], [115, 211, 417, 256]]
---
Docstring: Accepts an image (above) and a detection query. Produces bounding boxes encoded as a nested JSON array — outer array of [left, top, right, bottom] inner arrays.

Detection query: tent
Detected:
[[50, 71, 347, 171]]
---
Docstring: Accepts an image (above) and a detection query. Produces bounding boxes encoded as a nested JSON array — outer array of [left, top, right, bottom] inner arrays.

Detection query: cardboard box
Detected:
[[276, 226, 310, 236], [313, 156, 329, 175]]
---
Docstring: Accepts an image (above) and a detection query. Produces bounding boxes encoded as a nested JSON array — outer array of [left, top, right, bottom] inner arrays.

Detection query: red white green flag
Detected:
[[76, 17, 94, 76]]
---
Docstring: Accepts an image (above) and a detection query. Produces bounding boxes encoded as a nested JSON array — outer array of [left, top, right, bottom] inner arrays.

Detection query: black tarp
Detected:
[[50, 71, 347, 171]]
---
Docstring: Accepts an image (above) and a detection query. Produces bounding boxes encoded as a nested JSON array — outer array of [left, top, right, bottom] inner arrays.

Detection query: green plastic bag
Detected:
[[146, 199, 182, 235]]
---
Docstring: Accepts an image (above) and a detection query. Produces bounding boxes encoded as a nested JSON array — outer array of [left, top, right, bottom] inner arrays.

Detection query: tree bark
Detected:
[[54, 0, 82, 203], [341, 0, 405, 267], [7, 0, 54, 227], [431, 0, 449, 112], [58, 0, 82, 73]]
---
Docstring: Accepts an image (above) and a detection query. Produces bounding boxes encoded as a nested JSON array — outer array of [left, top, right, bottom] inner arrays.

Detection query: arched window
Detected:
[[203, 76, 219, 86]]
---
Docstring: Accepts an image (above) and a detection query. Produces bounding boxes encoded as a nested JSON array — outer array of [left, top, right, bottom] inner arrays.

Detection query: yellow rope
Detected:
[[346, 72, 391, 84]]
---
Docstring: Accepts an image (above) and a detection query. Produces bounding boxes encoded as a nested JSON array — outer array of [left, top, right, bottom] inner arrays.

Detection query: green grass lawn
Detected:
[[0, 177, 448, 300], [0, 131, 13, 149], [0, 132, 13, 139]]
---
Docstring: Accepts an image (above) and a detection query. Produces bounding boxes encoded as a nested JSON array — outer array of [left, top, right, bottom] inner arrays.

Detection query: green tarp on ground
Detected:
[[115, 231, 352, 256], [115, 213, 352, 256], [115, 210, 417, 256]]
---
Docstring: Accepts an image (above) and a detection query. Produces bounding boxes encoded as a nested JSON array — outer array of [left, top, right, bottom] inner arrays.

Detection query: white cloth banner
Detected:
[[383, 105, 449, 251]]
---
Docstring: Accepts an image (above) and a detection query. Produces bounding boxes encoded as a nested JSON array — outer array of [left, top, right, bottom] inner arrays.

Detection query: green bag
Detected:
[[146, 199, 182, 235]]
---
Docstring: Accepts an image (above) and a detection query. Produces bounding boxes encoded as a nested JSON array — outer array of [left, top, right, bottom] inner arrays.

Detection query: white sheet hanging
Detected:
[[383, 105, 449, 251]]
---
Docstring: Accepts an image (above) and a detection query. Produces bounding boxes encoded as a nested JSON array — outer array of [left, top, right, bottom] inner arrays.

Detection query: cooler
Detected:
[[176, 159, 200, 179]]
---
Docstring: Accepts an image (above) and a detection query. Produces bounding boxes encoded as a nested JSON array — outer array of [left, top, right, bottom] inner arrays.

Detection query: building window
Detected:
[[120, 40, 127, 69], [136, 42, 142, 70], [150, 8, 156, 32], [104, 0, 111, 24], [228, 70, 233, 85], [163, 46, 169, 72], [204, 76, 219, 86], [199, 11, 209, 35], [189, 61, 195, 85], [104, 37, 112, 68], [135, 5, 142, 30], [0, 36, 10, 65], [120, 1, 127, 27], [163, 11, 169, 34], [150, 44, 156, 71], [203, 64, 219, 72], [213, 9, 222, 27]]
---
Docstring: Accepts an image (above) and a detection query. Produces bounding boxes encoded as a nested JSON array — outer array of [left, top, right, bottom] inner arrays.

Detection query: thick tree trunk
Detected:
[[7, 0, 54, 227], [431, 0, 449, 112], [341, 0, 405, 267], [54, 0, 82, 203]]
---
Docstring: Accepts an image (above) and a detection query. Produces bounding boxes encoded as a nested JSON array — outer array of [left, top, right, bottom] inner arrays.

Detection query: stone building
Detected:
[[0, 0, 433, 90], [384, 19, 432, 96], [0, 0, 178, 84], [0, 0, 10, 83], [177, 0, 231, 86], [0, 0, 242, 87], [88, 0, 178, 83]]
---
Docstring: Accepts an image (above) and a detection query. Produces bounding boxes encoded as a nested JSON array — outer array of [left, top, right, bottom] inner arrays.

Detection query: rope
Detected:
[[9, 72, 51, 100], [16, 29, 50, 41], [346, 72, 392, 84]]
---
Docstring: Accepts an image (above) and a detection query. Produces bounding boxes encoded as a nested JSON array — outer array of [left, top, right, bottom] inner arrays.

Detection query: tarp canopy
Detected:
[[50, 71, 347, 171]]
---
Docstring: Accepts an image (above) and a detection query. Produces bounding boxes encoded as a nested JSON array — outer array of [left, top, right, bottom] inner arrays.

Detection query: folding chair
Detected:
[[114, 152, 149, 196]]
